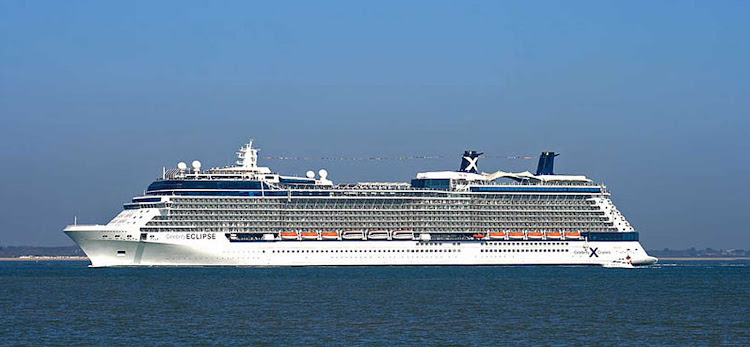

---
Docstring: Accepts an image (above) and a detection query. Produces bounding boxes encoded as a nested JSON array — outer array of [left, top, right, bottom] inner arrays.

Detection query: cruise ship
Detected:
[[64, 140, 657, 268]]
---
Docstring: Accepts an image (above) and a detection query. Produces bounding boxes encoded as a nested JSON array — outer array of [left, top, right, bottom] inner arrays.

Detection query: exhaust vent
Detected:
[[536, 152, 559, 175]]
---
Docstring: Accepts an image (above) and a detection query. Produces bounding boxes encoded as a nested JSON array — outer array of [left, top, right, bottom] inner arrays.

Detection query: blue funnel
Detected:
[[536, 152, 559, 175], [459, 151, 482, 173]]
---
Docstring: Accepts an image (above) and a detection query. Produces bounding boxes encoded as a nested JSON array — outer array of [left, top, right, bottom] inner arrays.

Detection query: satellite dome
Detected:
[[306, 170, 315, 179], [192, 160, 202, 170], [177, 162, 188, 170], [318, 169, 328, 179]]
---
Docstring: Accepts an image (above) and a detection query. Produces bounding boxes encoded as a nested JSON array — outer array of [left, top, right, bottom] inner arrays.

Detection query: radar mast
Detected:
[[236, 139, 259, 169]]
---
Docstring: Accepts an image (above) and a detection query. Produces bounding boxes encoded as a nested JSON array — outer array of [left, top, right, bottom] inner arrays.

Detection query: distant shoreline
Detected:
[[657, 257, 750, 261], [0, 257, 89, 261]]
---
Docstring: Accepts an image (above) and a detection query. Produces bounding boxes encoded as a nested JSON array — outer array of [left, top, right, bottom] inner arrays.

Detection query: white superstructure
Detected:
[[64, 141, 657, 268]]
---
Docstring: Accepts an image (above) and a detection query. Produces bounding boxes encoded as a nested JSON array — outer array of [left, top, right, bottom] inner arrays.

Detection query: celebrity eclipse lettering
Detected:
[[186, 233, 216, 240]]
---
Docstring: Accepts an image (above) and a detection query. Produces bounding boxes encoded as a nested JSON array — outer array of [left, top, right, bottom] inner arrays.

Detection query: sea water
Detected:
[[1, 261, 748, 345]]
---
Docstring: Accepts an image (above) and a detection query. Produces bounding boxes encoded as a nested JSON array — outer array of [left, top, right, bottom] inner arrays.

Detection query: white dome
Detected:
[[177, 162, 188, 170], [192, 160, 202, 170], [318, 169, 328, 179], [306, 170, 315, 179]]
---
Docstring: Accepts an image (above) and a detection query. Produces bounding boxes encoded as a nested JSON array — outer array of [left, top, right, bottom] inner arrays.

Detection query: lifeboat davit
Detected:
[[367, 230, 389, 240], [527, 232, 544, 240], [508, 232, 525, 240], [391, 230, 414, 240], [321, 232, 339, 240], [564, 232, 582, 240], [280, 232, 298, 240], [545, 232, 562, 239], [342, 230, 365, 240], [489, 232, 507, 240], [301, 232, 319, 240]]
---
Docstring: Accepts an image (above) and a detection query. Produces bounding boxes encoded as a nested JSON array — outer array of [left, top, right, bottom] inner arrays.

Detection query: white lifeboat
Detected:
[[391, 230, 414, 240], [367, 230, 389, 240], [342, 230, 365, 240]]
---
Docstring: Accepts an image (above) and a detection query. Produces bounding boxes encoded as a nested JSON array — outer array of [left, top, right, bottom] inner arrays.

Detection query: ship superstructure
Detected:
[[64, 140, 657, 267]]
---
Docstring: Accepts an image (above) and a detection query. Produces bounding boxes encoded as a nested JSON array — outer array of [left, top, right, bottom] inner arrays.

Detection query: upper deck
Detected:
[[145, 140, 607, 197]]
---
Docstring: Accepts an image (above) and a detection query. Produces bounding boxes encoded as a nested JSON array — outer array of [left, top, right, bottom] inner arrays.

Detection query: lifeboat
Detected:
[[367, 230, 389, 240], [300, 232, 319, 240], [321, 232, 339, 240], [545, 232, 562, 239], [508, 232, 525, 240], [342, 230, 365, 240], [280, 232, 298, 240], [564, 231, 582, 240], [527, 232, 544, 240], [472, 234, 486, 239], [489, 232, 507, 240], [391, 230, 414, 240]]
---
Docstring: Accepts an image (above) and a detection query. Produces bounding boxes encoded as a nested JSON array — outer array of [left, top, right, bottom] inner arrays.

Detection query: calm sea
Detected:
[[1, 261, 748, 345]]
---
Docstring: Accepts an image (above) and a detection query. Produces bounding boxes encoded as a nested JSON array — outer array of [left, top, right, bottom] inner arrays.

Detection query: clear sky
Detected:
[[1, 0, 748, 249]]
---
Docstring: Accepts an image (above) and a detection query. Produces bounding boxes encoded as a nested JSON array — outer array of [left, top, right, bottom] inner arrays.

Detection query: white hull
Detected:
[[65, 228, 657, 268]]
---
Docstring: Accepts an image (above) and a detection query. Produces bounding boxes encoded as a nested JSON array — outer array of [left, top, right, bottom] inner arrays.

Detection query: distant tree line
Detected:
[[0, 246, 84, 257], [648, 248, 747, 258]]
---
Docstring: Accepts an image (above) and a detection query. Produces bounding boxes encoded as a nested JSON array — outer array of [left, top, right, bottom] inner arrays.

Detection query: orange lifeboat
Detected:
[[508, 232, 525, 240], [473, 234, 486, 239], [301, 232, 319, 240], [527, 232, 544, 240], [564, 231, 582, 240], [489, 232, 506, 240], [280, 232, 298, 240], [546, 232, 562, 239], [321, 232, 339, 240]]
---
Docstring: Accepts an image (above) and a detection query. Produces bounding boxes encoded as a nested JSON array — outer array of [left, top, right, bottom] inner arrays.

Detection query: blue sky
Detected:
[[1, 0, 748, 249]]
